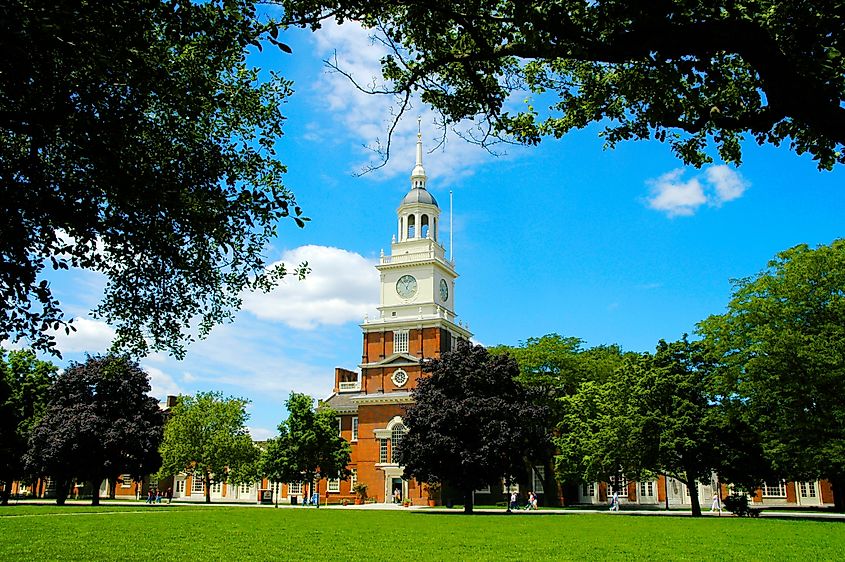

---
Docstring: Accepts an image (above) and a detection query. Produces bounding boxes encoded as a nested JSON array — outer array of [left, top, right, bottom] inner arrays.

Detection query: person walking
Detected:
[[710, 493, 722, 513], [166, 487, 173, 504], [509, 491, 518, 511], [609, 489, 619, 511]]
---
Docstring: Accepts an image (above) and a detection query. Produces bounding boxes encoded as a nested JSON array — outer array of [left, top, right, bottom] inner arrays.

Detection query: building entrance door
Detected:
[[391, 478, 403, 503]]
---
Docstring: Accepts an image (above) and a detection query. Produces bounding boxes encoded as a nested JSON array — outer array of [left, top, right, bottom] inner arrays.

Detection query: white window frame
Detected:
[[337, 417, 342, 436], [609, 476, 628, 497], [191, 476, 204, 493], [475, 485, 491, 494], [379, 438, 388, 463], [350, 469, 357, 490], [799, 481, 817, 498], [762, 481, 787, 498], [328, 478, 340, 493], [394, 330, 409, 354], [639, 480, 654, 497], [503, 481, 520, 493], [120, 474, 132, 488], [351, 417, 358, 442], [391, 424, 406, 463], [288, 482, 302, 495], [582, 482, 595, 497], [532, 466, 545, 494]]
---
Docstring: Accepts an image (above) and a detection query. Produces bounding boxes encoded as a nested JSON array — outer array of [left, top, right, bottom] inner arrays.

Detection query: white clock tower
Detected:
[[369, 124, 471, 341]]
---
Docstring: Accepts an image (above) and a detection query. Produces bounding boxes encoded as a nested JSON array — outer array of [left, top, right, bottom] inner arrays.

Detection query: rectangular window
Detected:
[[475, 485, 491, 494], [639, 481, 654, 497], [288, 482, 302, 495], [379, 439, 388, 463], [762, 481, 786, 497], [582, 482, 595, 497], [328, 479, 340, 493], [176, 480, 185, 494], [350, 470, 357, 490], [191, 476, 204, 494], [610, 476, 628, 497], [394, 330, 409, 354], [337, 417, 342, 436], [352, 417, 358, 442], [120, 474, 132, 488], [799, 482, 817, 498], [239, 483, 253, 495], [532, 466, 545, 494], [212, 481, 222, 494]]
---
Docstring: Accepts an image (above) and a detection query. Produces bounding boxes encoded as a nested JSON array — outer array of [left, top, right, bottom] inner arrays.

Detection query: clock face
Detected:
[[396, 274, 418, 298], [439, 279, 449, 302]]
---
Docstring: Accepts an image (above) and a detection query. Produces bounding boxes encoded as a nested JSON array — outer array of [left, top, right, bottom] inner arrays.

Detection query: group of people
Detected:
[[508, 491, 539, 510], [145, 487, 172, 504]]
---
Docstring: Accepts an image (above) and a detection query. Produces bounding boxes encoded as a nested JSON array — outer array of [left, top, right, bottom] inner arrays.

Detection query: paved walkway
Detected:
[[6, 499, 845, 519]]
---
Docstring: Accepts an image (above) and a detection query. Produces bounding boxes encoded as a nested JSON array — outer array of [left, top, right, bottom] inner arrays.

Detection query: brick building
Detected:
[[321, 126, 471, 505]]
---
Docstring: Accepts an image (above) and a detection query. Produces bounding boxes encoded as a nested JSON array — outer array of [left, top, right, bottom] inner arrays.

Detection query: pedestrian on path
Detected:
[[710, 493, 722, 513]]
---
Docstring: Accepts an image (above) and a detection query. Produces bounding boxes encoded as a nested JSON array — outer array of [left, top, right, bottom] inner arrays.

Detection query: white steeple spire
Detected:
[[411, 116, 426, 189]]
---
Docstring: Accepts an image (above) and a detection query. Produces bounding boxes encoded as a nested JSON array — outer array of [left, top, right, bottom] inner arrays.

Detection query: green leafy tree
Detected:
[[1, 0, 306, 358], [263, 393, 351, 504], [631, 338, 721, 517], [158, 392, 259, 503], [281, 1, 845, 169], [25, 355, 165, 505], [557, 337, 730, 516], [699, 239, 845, 511], [399, 341, 549, 514], [554, 357, 647, 497], [0, 349, 56, 505]]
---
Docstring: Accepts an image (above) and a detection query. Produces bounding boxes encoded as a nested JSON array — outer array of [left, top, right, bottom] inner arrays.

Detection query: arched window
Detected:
[[407, 215, 415, 239], [391, 423, 407, 463], [421, 214, 430, 238]]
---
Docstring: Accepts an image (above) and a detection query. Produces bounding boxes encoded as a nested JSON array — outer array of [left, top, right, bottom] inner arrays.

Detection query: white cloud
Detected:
[[142, 365, 183, 401], [52, 317, 115, 354], [646, 169, 707, 217], [248, 426, 277, 441], [304, 19, 507, 185], [705, 165, 749, 203], [242, 245, 379, 330], [645, 166, 749, 217]]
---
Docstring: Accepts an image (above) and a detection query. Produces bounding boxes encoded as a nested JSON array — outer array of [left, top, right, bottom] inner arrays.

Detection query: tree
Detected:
[[158, 392, 259, 503], [399, 341, 549, 514], [699, 239, 845, 511], [631, 338, 721, 517], [1, 0, 307, 358], [0, 349, 56, 504], [281, 1, 845, 169], [554, 356, 649, 499], [25, 355, 165, 505], [263, 392, 351, 504]]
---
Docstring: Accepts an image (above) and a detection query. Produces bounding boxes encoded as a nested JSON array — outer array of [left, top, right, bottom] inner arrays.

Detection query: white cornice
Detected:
[[350, 393, 414, 406]]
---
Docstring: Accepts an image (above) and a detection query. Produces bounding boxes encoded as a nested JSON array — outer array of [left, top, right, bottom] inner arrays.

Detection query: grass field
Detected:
[[1, 505, 843, 560]]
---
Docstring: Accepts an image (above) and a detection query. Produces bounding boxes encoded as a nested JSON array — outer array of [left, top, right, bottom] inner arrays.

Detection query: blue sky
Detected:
[[27, 19, 845, 439]]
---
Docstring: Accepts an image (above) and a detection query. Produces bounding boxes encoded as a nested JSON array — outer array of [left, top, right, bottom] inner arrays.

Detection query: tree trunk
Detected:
[[463, 488, 473, 514], [54, 476, 70, 506], [686, 478, 702, 517], [90, 478, 102, 506], [108, 474, 119, 500], [205, 474, 211, 504], [831, 475, 845, 513]]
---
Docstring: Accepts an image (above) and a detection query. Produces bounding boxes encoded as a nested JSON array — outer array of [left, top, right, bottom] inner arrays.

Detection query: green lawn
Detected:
[[1, 505, 843, 560]]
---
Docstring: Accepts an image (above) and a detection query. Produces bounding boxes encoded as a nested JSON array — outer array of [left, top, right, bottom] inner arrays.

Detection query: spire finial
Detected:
[[411, 115, 426, 185]]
